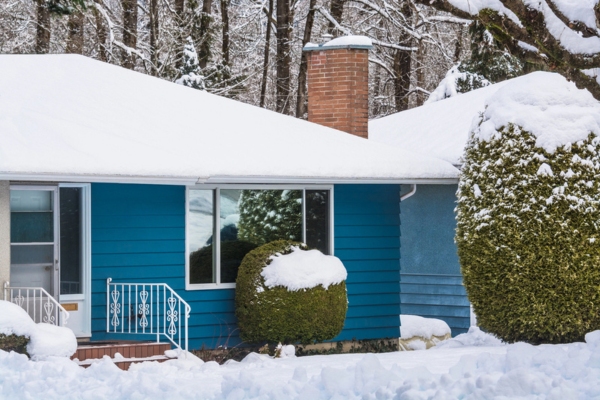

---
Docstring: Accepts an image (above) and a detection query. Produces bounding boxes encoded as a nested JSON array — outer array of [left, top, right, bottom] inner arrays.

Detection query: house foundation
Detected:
[[0, 181, 10, 288]]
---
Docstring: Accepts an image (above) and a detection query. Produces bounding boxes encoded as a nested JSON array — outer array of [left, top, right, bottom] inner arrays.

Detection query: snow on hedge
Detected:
[[263, 247, 347, 291], [0, 301, 76, 361], [400, 315, 451, 340], [474, 72, 600, 153]]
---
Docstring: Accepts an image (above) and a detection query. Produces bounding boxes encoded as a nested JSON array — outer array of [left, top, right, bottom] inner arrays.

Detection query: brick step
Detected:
[[76, 354, 171, 370], [72, 341, 173, 370]]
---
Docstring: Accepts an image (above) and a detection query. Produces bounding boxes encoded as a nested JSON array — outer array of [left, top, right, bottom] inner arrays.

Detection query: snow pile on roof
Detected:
[[474, 72, 600, 153], [263, 247, 347, 290], [0, 301, 76, 361], [370, 80, 508, 165], [435, 326, 504, 349], [0, 55, 458, 183], [400, 315, 451, 340]]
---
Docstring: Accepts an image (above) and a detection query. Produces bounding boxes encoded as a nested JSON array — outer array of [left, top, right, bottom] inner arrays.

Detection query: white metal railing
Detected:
[[106, 278, 191, 351], [3, 282, 70, 326]]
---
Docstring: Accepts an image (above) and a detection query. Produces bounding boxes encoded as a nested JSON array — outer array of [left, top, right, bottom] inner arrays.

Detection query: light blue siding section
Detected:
[[91, 183, 401, 348], [400, 184, 469, 335], [333, 184, 401, 341]]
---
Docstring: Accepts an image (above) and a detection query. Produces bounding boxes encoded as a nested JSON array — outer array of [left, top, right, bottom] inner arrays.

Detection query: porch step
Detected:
[[71, 341, 173, 370]]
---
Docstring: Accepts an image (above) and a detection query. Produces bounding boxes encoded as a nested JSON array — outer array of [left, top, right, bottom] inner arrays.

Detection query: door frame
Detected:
[[9, 183, 92, 337], [58, 183, 92, 337]]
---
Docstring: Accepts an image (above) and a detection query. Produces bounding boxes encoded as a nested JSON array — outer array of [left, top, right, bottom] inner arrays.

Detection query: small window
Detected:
[[187, 187, 332, 288]]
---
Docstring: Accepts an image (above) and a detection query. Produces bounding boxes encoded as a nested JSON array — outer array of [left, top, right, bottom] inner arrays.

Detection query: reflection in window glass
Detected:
[[189, 190, 215, 284], [220, 189, 302, 283], [306, 190, 330, 255], [10, 190, 54, 243], [60, 187, 83, 294]]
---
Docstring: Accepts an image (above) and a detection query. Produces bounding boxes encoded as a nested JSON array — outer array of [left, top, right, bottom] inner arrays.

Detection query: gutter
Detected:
[[0, 173, 459, 186], [400, 184, 417, 201]]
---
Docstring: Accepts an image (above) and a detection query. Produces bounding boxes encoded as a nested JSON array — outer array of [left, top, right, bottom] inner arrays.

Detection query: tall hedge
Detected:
[[457, 124, 600, 344], [235, 240, 347, 344]]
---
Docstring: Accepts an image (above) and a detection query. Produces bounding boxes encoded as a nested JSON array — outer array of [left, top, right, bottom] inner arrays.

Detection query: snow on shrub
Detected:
[[0, 300, 77, 360], [235, 240, 347, 344], [456, 72, 600, 343]]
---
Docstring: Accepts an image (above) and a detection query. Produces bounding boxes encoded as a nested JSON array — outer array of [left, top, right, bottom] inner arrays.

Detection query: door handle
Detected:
[[44, 265, 52, 271]]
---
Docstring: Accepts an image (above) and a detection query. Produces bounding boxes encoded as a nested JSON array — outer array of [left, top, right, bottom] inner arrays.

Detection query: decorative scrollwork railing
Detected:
[[3, 282, 70, 326], [106, 278, 191, 351]]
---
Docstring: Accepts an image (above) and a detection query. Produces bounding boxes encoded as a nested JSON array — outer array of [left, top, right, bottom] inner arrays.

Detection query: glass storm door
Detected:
[[10, 188, 58, 294], [10, 185, 91, 337]]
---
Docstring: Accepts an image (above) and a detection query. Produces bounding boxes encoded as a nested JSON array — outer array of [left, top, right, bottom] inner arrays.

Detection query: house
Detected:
[[0, 47, 459, 350], [369, 79, 517, 335]]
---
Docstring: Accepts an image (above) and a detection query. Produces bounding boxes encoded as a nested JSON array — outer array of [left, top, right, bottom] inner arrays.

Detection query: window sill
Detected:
[[186, 282, 236, 291]]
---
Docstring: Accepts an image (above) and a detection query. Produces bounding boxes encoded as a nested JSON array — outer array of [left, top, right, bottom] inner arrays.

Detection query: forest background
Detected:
[[1, 0, 599, 119]]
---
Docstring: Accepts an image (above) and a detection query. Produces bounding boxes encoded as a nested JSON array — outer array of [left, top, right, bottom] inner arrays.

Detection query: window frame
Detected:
[[185, 184, 334, 290]]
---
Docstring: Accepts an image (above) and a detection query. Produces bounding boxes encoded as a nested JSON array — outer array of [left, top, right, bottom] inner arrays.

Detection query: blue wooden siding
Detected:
[[400, 184, 470, 335], [91, 183, 401, 348], [90, 183, 238, 349], [333, 184, 400, 341]]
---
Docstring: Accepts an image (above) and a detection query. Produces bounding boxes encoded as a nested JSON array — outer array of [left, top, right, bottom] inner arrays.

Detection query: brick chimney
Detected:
[[303, 36, 372, 139]]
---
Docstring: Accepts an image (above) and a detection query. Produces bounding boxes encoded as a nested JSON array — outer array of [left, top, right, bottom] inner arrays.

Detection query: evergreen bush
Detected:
[[235, 240, 347, 344], [0, 333, 29, 357], [457, 124, 600, 343]]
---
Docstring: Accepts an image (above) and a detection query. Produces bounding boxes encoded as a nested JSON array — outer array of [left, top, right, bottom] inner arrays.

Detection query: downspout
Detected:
[[400, 184, 417, 201]]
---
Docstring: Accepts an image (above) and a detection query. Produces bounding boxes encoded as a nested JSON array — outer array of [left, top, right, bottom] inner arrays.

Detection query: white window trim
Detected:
[[185, 184, 334, 290]]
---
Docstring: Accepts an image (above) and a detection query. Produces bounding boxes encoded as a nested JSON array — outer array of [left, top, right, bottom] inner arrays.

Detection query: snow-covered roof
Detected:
[[0, 55, 458, 184], [369, 81, 509, 166], [370, 72, 600, 168]]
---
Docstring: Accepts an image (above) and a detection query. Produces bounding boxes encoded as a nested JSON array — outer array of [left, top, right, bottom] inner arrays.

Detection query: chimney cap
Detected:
[[303, 35, 373, 52]]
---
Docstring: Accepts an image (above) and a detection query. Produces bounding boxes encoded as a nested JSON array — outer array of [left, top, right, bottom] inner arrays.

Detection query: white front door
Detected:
[[10, 184, 91, 337]]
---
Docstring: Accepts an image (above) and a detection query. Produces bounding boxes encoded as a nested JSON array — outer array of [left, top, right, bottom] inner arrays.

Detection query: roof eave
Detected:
[[0, 172, 459, 186]]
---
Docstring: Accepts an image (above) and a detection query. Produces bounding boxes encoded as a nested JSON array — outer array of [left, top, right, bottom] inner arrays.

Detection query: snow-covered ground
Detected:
[[1, 327, 600, 399]]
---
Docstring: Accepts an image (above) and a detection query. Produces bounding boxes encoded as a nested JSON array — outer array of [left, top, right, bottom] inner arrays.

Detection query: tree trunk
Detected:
[[327, 0, 344, 35], [415, 40, 426, 106], [35, 0, 51, 53], [393, 48, 412, 112], [66, 11, 85, 54], [198, 0, 213, 69], [149, 0, 159, 75], [220, 0, 230, 66], [393, 2, 413, 111], [174, 0, 186, 70], [259, 0, 274, 108], [372, 64, 382, 116], [276, 0, 292, 114], [122, 0, 138, 69], [93, 1, 109, 61], [295, 0, 317, 118]]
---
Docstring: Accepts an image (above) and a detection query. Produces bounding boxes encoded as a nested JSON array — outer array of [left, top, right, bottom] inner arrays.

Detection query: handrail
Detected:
[[3, 281, 70, 326], [106, 278, 191, 351]]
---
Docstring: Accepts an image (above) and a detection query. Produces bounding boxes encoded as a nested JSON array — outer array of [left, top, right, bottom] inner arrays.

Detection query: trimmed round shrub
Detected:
[[457, 124, 600, 344], [235, 240, 347, 344]]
